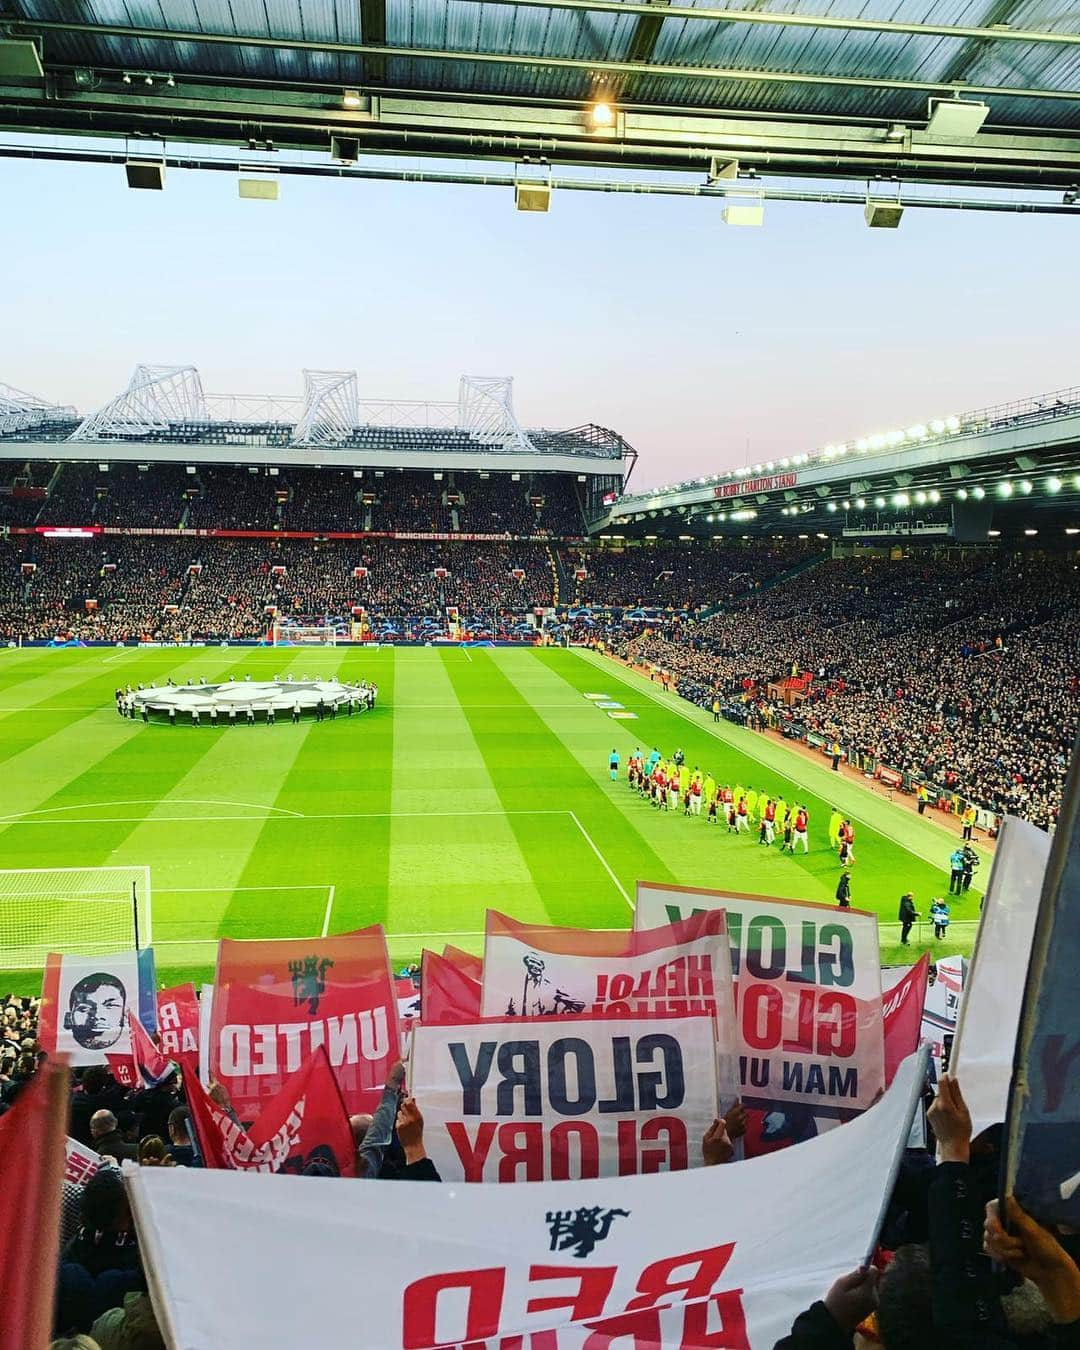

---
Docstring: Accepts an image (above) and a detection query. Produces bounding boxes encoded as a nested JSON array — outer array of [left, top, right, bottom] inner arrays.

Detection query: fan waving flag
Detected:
[[209, 927, 397, 1122], [182, 1046, 356, 1177], [157, 983, 201, 1057]]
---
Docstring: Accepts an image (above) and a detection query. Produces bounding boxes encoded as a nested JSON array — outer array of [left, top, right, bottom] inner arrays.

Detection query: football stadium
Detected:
[[1, 3, 1079, 1348]]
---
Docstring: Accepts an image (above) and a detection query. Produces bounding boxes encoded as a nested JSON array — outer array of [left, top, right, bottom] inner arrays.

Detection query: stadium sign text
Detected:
[[714, 474, 796, 498]]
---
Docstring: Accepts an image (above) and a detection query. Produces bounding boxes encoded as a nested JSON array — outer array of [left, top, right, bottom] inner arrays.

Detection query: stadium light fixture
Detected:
[[842, 500, 851, 510], [816, 532, 828, 539], [926, 97, 989, 138], [956, 488, 968, 500], [826, 502, 837, 512], [97, 462, 109, 473], [1047, 476, 1063, 493], [1067, 528, 1080, 535], [929, 419, 946, 435], [589, 101, 615, 128], [856, 498, 866, 510], [998, 481, 1013, 497], [945, 416, 961, 432], [1025, 529, 1038, 536], [0, 37, 44, 78], [342, 89, 363, 109], [972, 486, 985, 499], [929, 489, 941, 503], [914, 490, 927, 505], [1019, 480, 1033, 494], [988, 529, 1001, 537]]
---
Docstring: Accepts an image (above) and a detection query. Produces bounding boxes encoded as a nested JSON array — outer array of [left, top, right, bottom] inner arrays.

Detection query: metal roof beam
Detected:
[[4, 85, 1080, 189], [935, 0, 1031, 87], [8, 34, 1079, 107], [13, 8, 1080, 51]]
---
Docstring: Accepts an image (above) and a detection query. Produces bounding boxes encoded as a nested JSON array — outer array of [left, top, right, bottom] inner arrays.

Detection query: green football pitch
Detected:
[[0, 644, 988, 994]]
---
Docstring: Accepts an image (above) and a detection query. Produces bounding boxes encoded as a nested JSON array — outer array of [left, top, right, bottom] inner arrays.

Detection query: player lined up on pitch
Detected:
[[618, 746, 858, 864]]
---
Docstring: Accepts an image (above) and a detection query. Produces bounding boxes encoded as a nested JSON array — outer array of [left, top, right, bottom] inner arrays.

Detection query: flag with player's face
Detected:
[[209, 928, 397, 1123], [38, 948, 157, 1068]]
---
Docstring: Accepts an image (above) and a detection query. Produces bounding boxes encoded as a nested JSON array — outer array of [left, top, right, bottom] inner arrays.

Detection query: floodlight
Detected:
[[1047, 477, 1063, 493], [915, 491, 927, 505], [842, 500, 851, 510], [589, 102, 615, 128], [972, 486, 985, 499], [1019, 480, 1033, 495], [97, 463, 109, 472], [945, 415, 961, 431], [928, 490, 941, 503], [342, 89, 363, 109], [1067, 528, 1080, 536], [929, 419, 946, 434], [826, 502, 837, 512], [1025, 529, 1038, 536], [998, 482, 1013, 497], [874, 496, 886, 509], [956, 488, 968, 500], [856, 498, 866, 509], [988, 529, 1001, 537], [926, 97, 989, 138]]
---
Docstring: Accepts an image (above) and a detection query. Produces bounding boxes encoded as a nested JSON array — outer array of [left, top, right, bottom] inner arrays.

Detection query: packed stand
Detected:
[[606, 552, 1079, 829]]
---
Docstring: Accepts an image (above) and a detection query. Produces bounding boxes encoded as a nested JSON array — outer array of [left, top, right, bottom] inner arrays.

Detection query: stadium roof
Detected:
[[2, 0, 1080, 205]]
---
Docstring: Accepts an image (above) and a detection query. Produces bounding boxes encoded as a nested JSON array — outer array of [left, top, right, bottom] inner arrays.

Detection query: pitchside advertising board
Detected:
[[38, 949, 157, 1068], [410, 1013, 720, 1182], [208, 927, 398, 1122], [480, 908, 739, 1103], [634, 883, 885, 1131], [129, 1052, 927, 1350]]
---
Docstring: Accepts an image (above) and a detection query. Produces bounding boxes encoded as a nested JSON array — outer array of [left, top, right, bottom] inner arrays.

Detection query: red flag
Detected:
[[103, 1052, 138, 1088], [157, 983, 200, 1056], [209, 927, 397, 1121], [182, 1047, 356, 1177], [420, 949, 482, 1024], [883, 954, 931, 1086], [0, 1060, 69, 1349], [129, 1010, 175, 1086], [442, 944, 483, 981]]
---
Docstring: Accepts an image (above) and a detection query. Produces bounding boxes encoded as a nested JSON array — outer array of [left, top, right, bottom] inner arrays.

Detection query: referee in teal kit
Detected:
[[609, 748, 620, 781]]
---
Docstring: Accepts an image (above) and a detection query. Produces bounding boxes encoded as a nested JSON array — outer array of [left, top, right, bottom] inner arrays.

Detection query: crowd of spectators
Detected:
[[605, 552, 1079, 829], [560, 538, 819, 610], [9, 462, 587, 536], [0, 537, 557, 642]]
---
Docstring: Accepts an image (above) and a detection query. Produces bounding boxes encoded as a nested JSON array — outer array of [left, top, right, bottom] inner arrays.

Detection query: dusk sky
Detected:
[[3, 155, 1078, 489]]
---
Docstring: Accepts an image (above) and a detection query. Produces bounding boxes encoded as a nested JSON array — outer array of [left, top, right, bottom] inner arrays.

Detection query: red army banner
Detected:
[[157, 983, 200, 1057], [208, 927, 397, 1122], [634, 883, 885, 1130], [127, 1051, 927, 1350], [409, 1013, 719, 1182]]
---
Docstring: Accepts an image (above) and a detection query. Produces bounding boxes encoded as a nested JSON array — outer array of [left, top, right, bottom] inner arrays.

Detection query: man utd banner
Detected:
[[129, 1051, 927, 1350], [209, 928, 397, 1123], [38, 948, 157, 1068], [635, 883, 884, 1120], [409, 1013, 719, 1182], [1004, 739, 1080, 1229], [157, 983, 200, 1057]]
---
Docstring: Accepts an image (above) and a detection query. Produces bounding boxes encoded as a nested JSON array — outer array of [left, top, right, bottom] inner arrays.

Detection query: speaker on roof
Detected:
[[331, 135, 360, 164], [125, 159, 165, 191], [864, 199, 904, 229]]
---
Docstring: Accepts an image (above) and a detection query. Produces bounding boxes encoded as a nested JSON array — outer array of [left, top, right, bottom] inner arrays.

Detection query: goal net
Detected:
[[273, 623, 342, 646], [0, 865, 152, 971]]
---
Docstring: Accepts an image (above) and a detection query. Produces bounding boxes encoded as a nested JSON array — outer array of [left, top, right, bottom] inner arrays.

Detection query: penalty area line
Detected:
[[321, 884, 336, 938], [568, 810, 633, 910]]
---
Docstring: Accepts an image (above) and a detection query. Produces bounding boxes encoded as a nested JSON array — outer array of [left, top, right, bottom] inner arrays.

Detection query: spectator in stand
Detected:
[[89, 1111, 138, 1164]]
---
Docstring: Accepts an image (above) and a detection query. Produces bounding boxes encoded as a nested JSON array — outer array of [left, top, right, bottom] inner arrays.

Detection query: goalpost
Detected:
[[271, 622, 343, 647], [0, 865, 152, 971]]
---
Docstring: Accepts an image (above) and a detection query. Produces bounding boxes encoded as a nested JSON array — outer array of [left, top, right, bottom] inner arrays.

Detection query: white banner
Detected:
[[38, 949, 154, 1068], [635, 883, 884, 1119], [480, 910, 739, 1103], [951, 817, 1050, 1138], [129, 1051, 926, 1350], [410, 1015, 720, 1182]]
